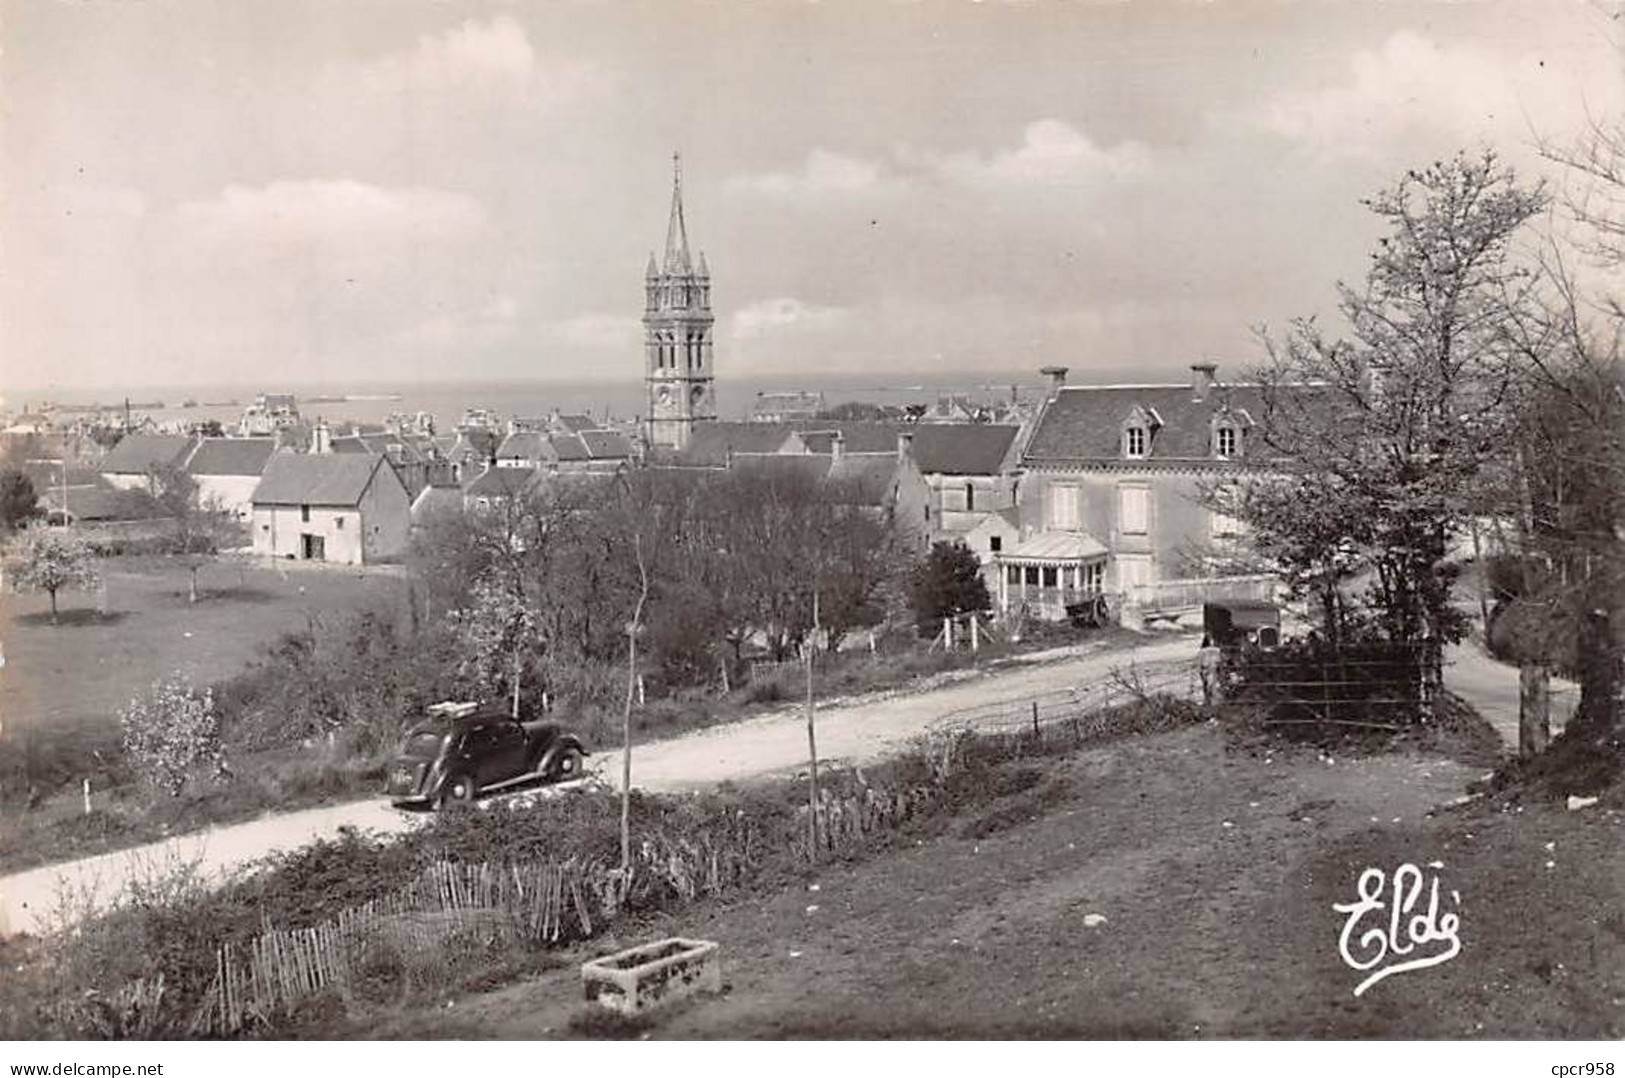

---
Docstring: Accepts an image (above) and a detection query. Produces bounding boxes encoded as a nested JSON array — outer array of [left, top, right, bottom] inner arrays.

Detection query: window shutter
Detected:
[[1119, 486, 1149, 534]]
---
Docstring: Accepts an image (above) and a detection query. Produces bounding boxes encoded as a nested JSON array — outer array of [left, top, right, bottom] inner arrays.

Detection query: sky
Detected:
[[3, 0, 1621, 395]]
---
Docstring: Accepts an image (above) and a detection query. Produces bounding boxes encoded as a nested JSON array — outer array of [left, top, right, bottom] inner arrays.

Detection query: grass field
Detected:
[[0, 552, 409, 809], [361, 724, 1625, 1040], [3, 553, 407, 738]]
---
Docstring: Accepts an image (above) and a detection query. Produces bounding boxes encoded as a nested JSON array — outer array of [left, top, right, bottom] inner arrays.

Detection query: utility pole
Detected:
[[805, 587, 821, 856]]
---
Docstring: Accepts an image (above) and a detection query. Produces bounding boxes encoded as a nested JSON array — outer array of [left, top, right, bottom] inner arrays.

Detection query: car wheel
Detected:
[[439, 774, 477, 809], [551, 747, 584, 782]]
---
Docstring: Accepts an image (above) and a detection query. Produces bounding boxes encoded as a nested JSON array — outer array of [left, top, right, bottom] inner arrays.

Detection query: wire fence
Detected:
[[1211, 642, 1447, 729], [927, 659, 1195, 735]]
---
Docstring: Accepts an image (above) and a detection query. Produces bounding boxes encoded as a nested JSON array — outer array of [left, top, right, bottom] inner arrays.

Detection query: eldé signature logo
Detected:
[[1332, 862, 1462, 997]]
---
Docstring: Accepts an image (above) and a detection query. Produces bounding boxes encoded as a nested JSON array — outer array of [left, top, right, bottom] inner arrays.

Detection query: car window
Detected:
[[403, 731, 446, 758]]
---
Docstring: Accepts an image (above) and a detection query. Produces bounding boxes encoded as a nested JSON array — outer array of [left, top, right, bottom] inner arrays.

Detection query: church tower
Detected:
[[644, 153, 716, 450]]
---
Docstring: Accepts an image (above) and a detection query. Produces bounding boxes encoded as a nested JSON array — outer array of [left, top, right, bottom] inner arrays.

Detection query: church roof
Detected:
[[663, 153, 692, 275]]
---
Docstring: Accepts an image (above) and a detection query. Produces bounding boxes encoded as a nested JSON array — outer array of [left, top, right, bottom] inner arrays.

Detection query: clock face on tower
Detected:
[[691, 384, 705, 404], [657, 385, 671, 404]]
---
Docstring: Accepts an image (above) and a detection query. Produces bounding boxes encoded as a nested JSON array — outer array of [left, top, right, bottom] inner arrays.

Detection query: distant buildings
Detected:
[[752, 391, 824, 423], [238, 393, 300, 436], [493, 428, 633, 474]]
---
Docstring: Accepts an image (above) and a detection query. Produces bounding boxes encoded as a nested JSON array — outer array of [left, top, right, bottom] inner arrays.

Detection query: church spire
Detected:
[[663, 151, 692, 274]]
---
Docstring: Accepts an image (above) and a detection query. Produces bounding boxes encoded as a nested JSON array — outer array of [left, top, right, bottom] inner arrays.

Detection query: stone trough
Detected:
[[581, 937, 721, 1014]]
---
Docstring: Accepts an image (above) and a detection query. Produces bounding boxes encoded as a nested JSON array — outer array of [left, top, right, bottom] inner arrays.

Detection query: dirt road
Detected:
[[1444, 641, 1577, 750], [0, 635, 1198, 937]]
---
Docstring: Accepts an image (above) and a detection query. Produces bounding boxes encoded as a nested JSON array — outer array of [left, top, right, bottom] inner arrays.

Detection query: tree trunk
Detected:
[[511, 647, 522, 719], [1572, 607, 1622, 736], [189, 564, 199, 604], [49, 588, 59, 625], [805, 637, 820, 856], [1518, 660, 1551, 758]]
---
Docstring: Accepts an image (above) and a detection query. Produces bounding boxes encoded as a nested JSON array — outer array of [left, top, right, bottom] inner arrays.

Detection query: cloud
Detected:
[[350, 16, 604, 105], [729, 297, 851, 340], [173, 180, 486, 246], [1242, 30, 1623, 161], [929, 119, 1152, 187], [727, 149, 895, 197], [726, 121, 1151, 203]]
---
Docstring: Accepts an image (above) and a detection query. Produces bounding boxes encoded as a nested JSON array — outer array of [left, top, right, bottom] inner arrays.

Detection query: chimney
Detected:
[[1190, 362, 1218, 402], [312, 418, 331, 455], [831, 431, 845, 461], [896, 430, 914, 465], [1039, 366, 1069, 397]]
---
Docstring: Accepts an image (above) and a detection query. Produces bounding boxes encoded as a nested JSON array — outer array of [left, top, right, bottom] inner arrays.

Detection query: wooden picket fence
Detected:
[[801, 782, 941, 858], [187, 858, 597, 1036]]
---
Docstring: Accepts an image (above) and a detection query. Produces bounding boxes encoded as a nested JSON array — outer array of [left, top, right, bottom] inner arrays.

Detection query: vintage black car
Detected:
[[386, 701, 589, 808], [1202, 599, 1282, 652]]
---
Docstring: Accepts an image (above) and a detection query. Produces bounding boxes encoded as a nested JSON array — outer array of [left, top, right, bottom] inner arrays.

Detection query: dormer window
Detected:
[[1120, 404, 1160, 460], [1209, 406, 1251, 460]]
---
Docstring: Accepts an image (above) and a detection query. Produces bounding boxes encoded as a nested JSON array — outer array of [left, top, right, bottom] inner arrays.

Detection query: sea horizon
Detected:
[[3, 364, 1181, 428]]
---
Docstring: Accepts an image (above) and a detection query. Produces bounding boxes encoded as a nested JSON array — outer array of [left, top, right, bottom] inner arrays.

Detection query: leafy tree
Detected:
[[1232, 151, 1546, 685], [119, 675, 226, 797], [0, 470, 41, 532], [450, 575, 541, 718], [14, 531, 100, 624], [910, 541, 990, 637]]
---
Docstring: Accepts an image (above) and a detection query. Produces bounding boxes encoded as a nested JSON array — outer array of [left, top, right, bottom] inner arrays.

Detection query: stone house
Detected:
[[1007, 363, 1271, 620], [250, 453, 410, 565]]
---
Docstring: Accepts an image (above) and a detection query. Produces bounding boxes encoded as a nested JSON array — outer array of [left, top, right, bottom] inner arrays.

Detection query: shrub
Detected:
[[119, 676, 226, 797], [909, 541, 991, 637]]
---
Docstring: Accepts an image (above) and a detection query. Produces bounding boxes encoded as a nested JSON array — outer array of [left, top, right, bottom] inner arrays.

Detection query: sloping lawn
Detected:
[[3, 554, 407, 739], [373, 725, 1623, 1039]]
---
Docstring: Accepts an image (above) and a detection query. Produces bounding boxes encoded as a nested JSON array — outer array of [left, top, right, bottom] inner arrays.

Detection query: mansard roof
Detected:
[[1023, 383, 1281, 463]]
